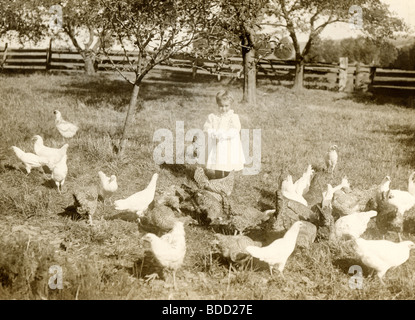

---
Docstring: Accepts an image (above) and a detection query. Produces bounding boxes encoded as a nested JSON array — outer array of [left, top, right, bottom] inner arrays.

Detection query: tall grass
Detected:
[[1, 72, 415, 299]]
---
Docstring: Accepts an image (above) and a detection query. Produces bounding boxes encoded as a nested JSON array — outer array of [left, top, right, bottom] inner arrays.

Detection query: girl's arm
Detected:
[[217, 114, 241, 140], [203, 114, 217, 139]]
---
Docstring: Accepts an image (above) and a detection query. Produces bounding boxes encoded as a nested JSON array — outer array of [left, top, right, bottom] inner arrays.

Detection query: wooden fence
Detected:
[[0, 43, 386, 94]]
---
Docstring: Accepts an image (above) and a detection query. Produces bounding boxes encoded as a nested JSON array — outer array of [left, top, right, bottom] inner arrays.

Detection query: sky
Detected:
[[319, 0, 415, 40]]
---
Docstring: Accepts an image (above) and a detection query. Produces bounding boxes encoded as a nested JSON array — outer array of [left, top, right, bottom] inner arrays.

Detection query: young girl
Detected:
[[203, 90, 246, 179]]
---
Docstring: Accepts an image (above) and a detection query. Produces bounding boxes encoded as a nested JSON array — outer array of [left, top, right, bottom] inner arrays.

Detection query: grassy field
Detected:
[[0, 71, 415, 300]]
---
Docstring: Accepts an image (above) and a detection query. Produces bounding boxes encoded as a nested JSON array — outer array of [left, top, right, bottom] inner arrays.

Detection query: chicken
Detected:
[[194, 166, 235, 196], [321, 184, 335, 209], [139, 202, 178, 235], [156, 185, 183, 213], [54, 110, 79, 138], [325, 145, 338, 176], [387, 189, 415, 216], [332, 210, 378, 240], [374, 175, 415, 238], [98, 171, 118, 205], [142, 221, 186, 289], [281, 175, 308, 206], [408, 172, 415, 197], [353, 238, 415, 284], [72, 186, 98, 225], [322, 177, 351, 210], [212, 234, 262, 266], [246, 221, 304, 276], [32, 135, 69, 167], [379, 175, 391, 194], [51, 154, 68, 193], [294, 164, 314, 196], [11, 146, 49, 174], [114, 173, 158, 217]]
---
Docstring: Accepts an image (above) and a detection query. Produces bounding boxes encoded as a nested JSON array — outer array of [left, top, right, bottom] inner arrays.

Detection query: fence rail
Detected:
[[2, 43, 412, 96]]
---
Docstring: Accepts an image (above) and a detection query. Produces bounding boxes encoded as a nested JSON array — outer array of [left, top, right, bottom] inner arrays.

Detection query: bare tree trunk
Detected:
[[118, 83, 140, 155], [242, 46, 257, 106], [293, 59, 304, 90], [84, 53, 97, 75]]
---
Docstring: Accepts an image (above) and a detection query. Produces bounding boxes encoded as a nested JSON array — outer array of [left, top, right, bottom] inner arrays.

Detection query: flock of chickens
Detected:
[[9, 110, 415, 290]]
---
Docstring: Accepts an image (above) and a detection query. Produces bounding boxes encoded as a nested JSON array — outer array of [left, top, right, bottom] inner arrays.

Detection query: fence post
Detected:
[[339, 57, 348, 92], [368, 66, 376, 92], [1, 43, 8, 70], [354, 61, 361, 92], [192, 57, 198, 79], [46, 38, 53, 71]]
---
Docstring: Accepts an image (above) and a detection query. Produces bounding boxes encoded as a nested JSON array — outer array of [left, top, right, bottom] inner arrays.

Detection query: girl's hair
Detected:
[[216, 90, 234, 106]]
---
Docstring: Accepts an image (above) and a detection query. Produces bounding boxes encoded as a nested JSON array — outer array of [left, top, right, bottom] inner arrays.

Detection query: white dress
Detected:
[[203, 109, 246, 172]]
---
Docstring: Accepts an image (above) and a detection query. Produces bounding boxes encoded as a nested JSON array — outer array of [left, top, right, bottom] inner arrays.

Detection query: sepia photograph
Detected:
[[1, 0, 415, 304]]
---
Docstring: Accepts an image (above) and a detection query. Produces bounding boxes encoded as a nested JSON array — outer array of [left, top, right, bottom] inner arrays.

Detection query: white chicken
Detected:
[[142, 221, 186, 289], [11, 146, 50, 174], [332, 210, 378, 240], [32, 135, 69, 167], [376, 174, 415, 216], [281, 175, 308, 206], [54, 110, 79, 138], [321, 177, 351, 209], [325, 145, 338, 176], [386, 189, 415, 216], [294, 164, 314, 196], [51, 154, 68, 193], [354, 237, 415, 284], [246, 221, 304, 276], [379, 175, 391, 193], [114, 173, 158, 217], [98, 171, 118, 205], [321, 184, 335, 209]]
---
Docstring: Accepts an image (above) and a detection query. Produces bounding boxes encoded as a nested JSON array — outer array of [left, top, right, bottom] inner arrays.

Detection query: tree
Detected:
[[199, 0, 280, 106], [50, 0, 109, 75], [100, 0, 208, 155], [0, 0, 48, 43], [1, 0, 110, 75], [308, 36, 398, 67], [266, 0, 406, 90]]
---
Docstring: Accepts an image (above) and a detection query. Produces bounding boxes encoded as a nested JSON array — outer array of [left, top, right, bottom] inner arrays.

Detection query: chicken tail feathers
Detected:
[[246, 245, 263, 259]]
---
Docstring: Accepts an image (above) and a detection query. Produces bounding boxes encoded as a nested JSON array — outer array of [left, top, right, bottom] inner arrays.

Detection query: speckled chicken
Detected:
[[325, 145, 338, 176], [194, 166, 235, 196], [156, 185, 184, 213], [266, 190, 319, 235], [62, 185, 98, 225], [226, 202, 270, 235], [180, 183, 268, 234], [180, 184, 227, 225], [212, 233, 262, 266], [73, 186, 98, 225], [139, 202, 178, 235]]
